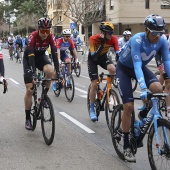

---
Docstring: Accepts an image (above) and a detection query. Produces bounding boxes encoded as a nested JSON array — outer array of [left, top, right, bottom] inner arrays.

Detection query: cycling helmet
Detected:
[[38, 17, 52, 29], [99, 22, 114, 32], [123, 30, 132, 36], [62, 29, 71, 35], [144, 14, 166, 31], [73, 29, 79, 36], [10, 33, 13, 36], [17, 35, 21, 38]]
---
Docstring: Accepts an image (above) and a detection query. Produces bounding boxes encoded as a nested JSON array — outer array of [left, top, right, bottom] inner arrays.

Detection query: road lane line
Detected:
[[9, 78, 19, 84], [75, 87, 87, 94], [79, 95, 87, 98], [59, 112, 95, 134]]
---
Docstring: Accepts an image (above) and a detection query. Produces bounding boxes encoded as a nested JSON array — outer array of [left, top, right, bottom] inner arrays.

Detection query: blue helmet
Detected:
[[144, 14, 166, 31], [73, 29, 79, 36]]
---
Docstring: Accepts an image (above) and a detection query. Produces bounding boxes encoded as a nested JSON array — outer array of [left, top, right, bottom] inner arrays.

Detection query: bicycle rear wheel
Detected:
[[105, 89, 120, 131], [64, 75, 75, 102], [74, 63, 81, 77], [148, 119, 170, 170], [41, 96, 55, 145]]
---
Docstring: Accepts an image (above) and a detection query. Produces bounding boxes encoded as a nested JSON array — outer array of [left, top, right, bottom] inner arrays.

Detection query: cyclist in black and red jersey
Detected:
[[88, 22, 119, 121], [23, 17, 60, 130]]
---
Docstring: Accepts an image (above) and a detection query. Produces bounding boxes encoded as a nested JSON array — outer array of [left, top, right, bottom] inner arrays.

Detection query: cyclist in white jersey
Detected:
[[118, 30, 131, 50]]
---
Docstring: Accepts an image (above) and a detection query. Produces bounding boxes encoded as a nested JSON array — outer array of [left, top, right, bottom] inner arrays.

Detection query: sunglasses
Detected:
[[65, 36, 71, 38], [39, 29, 50, 34], [148, 28, 164, 37], [106, 31, 114, 35]]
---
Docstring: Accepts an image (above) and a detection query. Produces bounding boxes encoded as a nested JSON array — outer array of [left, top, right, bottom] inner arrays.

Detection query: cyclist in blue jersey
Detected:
[[116, 14, 170, 162]]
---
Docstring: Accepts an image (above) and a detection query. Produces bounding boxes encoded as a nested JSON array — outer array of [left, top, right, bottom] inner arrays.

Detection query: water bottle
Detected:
[[134, 120, 140, 137]]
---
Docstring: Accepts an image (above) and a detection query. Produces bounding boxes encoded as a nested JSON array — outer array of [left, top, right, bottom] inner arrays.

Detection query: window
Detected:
[[110, 0, 114, 10], [145, 0, 150, 9]]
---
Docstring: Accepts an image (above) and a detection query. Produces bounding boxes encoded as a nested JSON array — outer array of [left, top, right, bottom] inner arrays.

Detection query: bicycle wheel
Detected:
[[87, 84, 100, 119], [74, 63, 81, 77], [64, 75, 75, 102], [111, 104, 125, 160], [30, 107, 37, 131], [105, 89, 120, 131], [41, 96, 55, 145], [148, 119, 170, 170]]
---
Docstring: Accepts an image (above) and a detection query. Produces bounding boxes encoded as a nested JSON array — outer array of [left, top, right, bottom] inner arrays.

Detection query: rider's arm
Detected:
[[77, 37, 82, 46], [131, 37, 147, 90], [161, 39, 170, 78], [50, 35, 59, 72]]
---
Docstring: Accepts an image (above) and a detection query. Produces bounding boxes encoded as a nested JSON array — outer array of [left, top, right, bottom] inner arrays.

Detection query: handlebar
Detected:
[[137, 92, 170, 111]]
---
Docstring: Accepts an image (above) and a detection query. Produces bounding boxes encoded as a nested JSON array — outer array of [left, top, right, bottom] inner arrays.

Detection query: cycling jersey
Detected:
[[56, 38, 75, 51], [119, 32, 170, 90], [70, 35, 82, 46], [14, 38, 23, 49], [24, 30, 59, 73], [8, 37, 15, 45], [89, 34, 119, 56], [118, 37, 129, 49]]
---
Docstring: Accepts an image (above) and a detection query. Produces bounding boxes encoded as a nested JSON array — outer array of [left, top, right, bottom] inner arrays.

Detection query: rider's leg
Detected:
[[65, 57, 71, 74]]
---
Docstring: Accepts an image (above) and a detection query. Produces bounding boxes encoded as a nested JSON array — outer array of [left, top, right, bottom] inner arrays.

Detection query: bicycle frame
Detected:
[[135, 95, 170, 153]]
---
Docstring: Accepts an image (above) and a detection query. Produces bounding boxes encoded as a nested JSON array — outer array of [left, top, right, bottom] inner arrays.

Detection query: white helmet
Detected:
[[10, 33, 13, 36], [123, 30, 131, 36], [62, 29, 71, 35]]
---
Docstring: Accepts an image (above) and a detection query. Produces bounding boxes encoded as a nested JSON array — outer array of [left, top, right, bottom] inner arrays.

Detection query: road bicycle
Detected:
[[30, 78, 56, 145], [87, 72, 120, 131], [53, 62, 75, 102], [66, 49, 81, 77], [111, 93, 170, 169], [15, 47, 22, 63], [8, 44, 14, 61]]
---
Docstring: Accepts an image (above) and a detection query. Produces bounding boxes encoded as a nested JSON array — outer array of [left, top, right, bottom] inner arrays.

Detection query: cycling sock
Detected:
[[25, 110, 31, 120], [139, 107, 151, 118], [45, 88, 49, 93], [123, 132, 130, 149], [90, 103, 95, 112]]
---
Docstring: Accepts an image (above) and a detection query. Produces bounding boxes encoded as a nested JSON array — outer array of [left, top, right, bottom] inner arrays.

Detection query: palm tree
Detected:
[[15, 0, 42, 35]]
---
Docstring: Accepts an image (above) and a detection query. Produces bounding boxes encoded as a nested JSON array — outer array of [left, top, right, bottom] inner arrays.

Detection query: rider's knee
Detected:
[[107, 64, 116, 74], [149, 82, 162, 93], [165, 79, 170, 91], [123, 103, 134, 116]]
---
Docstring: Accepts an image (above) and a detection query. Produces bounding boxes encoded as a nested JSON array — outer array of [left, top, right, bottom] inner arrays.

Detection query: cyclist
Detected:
[[52, 29, 79, 90], [88, 21, 119, 121], [14, 35, 23, 58], [23, 36, 28, 51], [118, 30, 132, 49], [8, 33, 15, 59], [71, 29, 82, 48], [23, 17, 60, 130], [116, 14, 170, 162]]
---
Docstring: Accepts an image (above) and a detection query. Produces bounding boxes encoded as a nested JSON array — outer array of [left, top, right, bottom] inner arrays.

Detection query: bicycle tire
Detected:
[[87, 84, 100, 119], [74, 63, 81, 77], [41, 96, 55, 145], [111, 104, 125, 160], [105, 89, 120, 131], [64, 75, 75, 102], [147, 118, 170, 170], [30, 107, 37, 131]]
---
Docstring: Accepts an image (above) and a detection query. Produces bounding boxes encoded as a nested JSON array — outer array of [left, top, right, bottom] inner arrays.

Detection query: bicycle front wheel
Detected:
[[111, 104, 125, 160], [148, 119, 170, 170], [105, 89, 120, 131], [64, 75, 75, 102], [41, 96, 55, 145]]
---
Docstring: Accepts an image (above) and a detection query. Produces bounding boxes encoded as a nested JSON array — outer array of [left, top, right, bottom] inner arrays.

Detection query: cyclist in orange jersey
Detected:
[[88, 22, 119, 121]]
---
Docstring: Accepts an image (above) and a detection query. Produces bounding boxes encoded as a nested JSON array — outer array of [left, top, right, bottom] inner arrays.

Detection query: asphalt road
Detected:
[[0, 48, 158, 170]]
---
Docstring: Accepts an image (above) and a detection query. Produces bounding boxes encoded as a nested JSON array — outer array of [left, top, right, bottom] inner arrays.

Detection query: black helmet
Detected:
[[144, 14, 166, 31], [38, 17, 52, 29], [99, 22, 114, 32]]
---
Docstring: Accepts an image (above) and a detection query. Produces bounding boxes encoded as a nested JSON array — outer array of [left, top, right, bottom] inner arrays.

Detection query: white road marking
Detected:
[[59, 112, 95, 134], [9, 78, 19, 84], [79, 95, 87, 98], [75, 87, 87, 94]]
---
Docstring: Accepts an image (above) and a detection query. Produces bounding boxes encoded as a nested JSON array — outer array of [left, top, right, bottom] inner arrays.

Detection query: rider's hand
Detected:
[[140, 89, 149, 101], [59, 59, 62, 65]]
